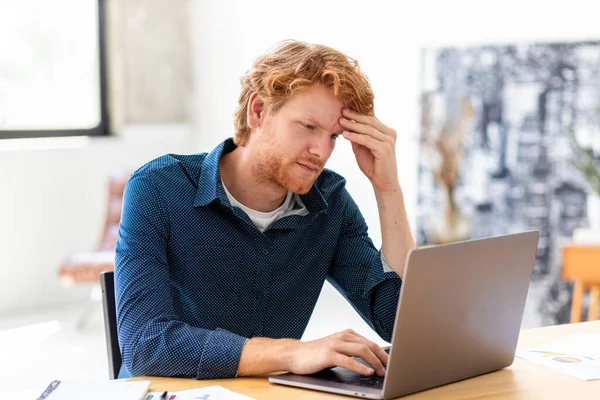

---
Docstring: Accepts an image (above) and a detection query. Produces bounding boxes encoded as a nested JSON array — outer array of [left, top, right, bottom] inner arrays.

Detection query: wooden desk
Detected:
[[130, 321, 600, 399], [562, 244, 600, 322]]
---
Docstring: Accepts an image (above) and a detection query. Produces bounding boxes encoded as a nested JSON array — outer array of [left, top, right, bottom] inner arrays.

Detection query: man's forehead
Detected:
[[294, 101, 344, 123]]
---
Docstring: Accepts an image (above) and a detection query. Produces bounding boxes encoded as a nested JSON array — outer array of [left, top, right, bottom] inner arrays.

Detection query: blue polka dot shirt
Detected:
[[115, 138, 402, 379]]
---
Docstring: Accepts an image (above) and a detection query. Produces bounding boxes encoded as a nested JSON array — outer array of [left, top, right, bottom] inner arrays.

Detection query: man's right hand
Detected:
[[237, 329, 388, 377], [284, 329, 388, 376]]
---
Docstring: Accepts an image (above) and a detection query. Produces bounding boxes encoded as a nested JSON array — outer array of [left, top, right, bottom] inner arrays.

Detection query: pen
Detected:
[[159, 391, 168, 400]]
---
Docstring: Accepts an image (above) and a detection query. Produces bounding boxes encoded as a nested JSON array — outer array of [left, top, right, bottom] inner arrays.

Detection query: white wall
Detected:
[[0, 0, 194, 318], [189, 0, 600, 340], [3, 0, 600, 328], [0, 125, 194, 315]]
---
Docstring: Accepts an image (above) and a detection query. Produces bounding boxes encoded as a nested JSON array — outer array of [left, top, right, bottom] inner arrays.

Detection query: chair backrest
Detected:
[[99, 172, 129, 251], [562, 245, 600, 322], [100, 271, 122, 379]]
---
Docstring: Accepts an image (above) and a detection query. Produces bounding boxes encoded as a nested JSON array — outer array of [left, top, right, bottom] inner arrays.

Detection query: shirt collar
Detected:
[[193, 138, 328, 214]]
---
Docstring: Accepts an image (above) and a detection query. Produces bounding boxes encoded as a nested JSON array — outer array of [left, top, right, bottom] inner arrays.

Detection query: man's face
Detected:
[[251, 84, 345, 194]]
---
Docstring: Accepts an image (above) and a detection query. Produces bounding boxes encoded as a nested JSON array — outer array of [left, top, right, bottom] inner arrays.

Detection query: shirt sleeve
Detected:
[[115, 173, 248, 379], [327, 188, 402, 343]]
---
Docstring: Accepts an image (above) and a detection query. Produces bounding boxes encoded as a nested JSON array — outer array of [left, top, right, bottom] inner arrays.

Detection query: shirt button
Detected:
[[262, 248, 269, 255], [253, 290, 264, 300]]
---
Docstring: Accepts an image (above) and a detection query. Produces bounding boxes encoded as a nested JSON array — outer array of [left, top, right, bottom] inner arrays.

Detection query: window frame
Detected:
[[0, 0, 110, 140]]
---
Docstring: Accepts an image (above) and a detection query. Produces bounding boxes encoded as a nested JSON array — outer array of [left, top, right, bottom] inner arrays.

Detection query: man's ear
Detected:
[[247, 92, 266, 130]]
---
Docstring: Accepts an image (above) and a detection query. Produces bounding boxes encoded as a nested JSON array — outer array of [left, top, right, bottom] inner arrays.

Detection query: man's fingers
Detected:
[[343, 130, 388, 155], [334, 353, 376, 376], [339, 332, 389, 368], [335, 343, 386, 376], [372, 345, 389, 368], [354, 341, 389, 368], [340, 117, 390, 143], [342, 108, 396, 138], [351, 336, 389, 367]]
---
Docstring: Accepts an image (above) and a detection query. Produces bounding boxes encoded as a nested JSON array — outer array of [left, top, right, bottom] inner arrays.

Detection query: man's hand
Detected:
[[284, 329, 388, 376], [338, 107, 415, 277], [340, 108, 399, 193]]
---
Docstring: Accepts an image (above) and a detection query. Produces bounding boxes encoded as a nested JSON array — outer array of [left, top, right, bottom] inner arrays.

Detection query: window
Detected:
[[0, 0, 109, 139]]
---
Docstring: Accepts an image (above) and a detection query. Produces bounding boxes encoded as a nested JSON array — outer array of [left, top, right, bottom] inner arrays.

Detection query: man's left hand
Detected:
[[339, 108, 399, 193]]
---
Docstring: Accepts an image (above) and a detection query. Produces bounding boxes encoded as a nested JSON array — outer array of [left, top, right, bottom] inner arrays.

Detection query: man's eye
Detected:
[[302, 123, 316, 131]]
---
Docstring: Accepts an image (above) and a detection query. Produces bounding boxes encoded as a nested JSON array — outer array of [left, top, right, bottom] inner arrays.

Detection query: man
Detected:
[[115, 40, 415, 380]]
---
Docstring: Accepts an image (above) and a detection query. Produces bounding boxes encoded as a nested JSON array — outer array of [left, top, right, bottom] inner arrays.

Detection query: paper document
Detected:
[[145, 386, 254, 400], [516, 333, 600, 380], [36, 380, 151, 400]]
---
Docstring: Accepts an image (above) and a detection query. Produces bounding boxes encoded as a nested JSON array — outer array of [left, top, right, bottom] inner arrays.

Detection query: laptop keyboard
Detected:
[[334, 373, 385, 388]]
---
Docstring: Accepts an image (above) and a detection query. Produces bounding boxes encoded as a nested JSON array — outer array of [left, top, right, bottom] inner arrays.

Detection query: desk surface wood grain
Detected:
[[129, 321, 600, 399]]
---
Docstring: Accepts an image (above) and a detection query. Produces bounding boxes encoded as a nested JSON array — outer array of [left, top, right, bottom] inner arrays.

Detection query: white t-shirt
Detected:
[[222, 181, 309, 232]]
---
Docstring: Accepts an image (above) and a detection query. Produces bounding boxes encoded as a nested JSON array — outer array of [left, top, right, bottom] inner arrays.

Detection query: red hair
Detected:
[[233, 40, 375, 146]]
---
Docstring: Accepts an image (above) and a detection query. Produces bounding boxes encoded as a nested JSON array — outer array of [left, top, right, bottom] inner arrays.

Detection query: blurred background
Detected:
[[1, 0, 600, 395]]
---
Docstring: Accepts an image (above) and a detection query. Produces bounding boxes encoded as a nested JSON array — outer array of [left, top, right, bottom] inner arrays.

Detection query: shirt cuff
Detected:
[[197, 328, 248, 379], [381, 249, 395, 273]]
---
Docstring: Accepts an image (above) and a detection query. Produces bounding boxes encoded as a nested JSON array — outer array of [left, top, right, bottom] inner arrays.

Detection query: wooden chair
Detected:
[[561, 244, 600, 323], [58, 172, 129, 285]]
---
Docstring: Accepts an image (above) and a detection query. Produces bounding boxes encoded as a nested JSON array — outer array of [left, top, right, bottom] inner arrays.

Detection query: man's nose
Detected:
[[309, 136, 332, 161]]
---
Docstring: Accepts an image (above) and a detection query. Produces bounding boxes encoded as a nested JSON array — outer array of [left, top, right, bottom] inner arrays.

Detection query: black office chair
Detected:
[[100, 271, 122, 379]]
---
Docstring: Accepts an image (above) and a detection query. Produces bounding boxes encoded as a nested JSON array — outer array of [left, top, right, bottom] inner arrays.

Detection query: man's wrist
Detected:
[[374, 183, 403, 202], [238, 337, 299, 376], [279, 338, 300, 372]]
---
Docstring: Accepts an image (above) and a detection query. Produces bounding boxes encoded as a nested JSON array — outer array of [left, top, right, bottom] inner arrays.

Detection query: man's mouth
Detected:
[[297, 162, 319, 172]]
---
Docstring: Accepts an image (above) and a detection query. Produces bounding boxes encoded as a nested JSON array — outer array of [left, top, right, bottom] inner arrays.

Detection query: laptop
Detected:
[[269, 231, 540, 399]]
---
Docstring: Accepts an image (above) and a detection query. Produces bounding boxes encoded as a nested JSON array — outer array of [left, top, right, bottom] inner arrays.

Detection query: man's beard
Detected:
[[252, 130, 324, 194]]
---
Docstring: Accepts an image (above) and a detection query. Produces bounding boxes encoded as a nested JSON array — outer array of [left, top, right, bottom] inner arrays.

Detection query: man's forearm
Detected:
[[375, 185, 416, 279], [236, 337, 297, 376]]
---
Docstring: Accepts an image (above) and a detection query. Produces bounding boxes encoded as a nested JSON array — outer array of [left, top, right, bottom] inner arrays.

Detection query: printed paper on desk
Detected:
[[516, 333, 600, 381], [36, 379, 151, 400], [145, 385, 254, 400]]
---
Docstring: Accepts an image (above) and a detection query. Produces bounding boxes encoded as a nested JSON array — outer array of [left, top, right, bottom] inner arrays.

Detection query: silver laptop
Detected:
[[269, 231, 540, 399]]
